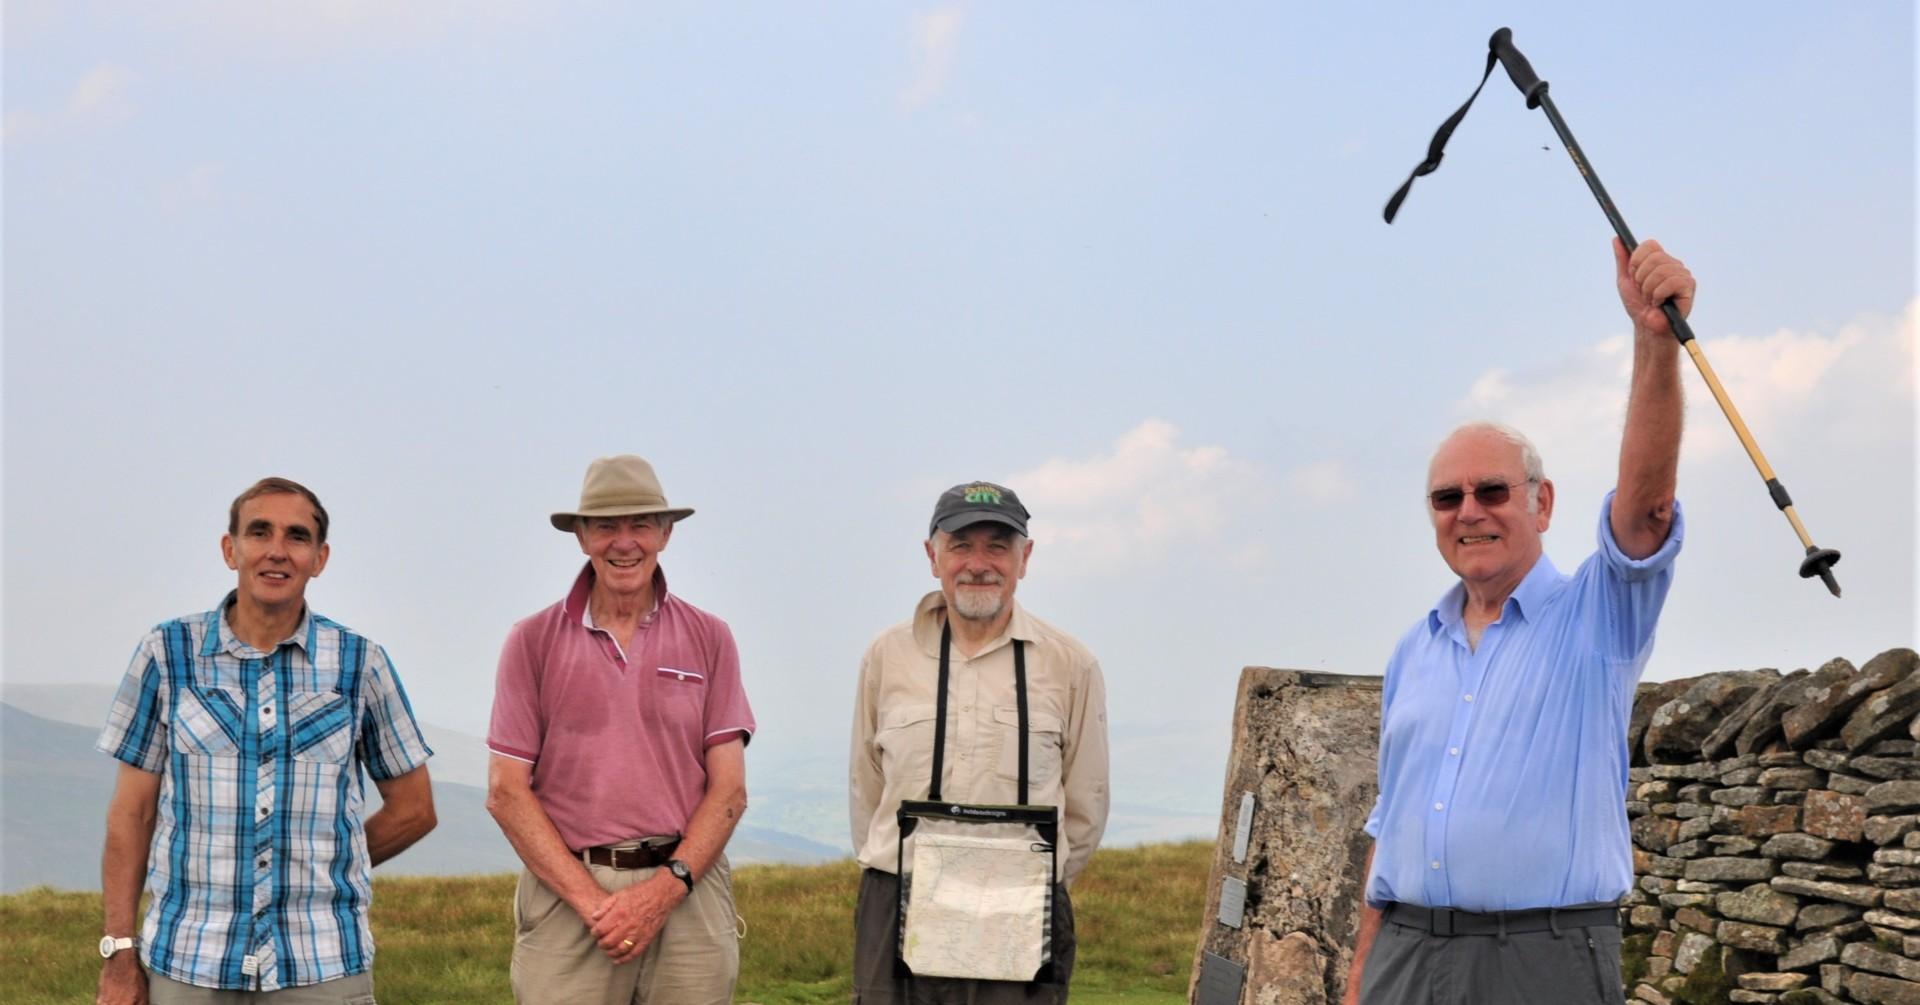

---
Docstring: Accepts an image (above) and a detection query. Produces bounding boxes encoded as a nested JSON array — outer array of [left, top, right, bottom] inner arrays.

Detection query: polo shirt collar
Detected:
[[563, 562, 671, 622], [204, 590, 316, 657], [1427, 551, 1561, 636], [911, 589, 1037, 658]]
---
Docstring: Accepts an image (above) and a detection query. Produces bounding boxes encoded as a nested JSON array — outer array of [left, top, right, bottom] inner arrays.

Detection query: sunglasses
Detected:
[[1429, 479, 1534, 512]]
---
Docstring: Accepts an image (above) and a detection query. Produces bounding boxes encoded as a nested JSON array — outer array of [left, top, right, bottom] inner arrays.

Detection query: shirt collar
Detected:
[[563, 562, 670, 622], [204, 590, 316, 657], [1427, 551, 1561, 635], [910, 589, 1037, 658]]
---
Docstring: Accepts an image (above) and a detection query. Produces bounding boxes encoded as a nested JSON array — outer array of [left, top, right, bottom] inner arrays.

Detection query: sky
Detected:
[[5, 4, 1915, 804]]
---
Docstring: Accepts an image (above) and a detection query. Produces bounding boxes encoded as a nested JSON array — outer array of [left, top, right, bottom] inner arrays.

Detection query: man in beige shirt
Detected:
[[849, 480, 1110, 1004]]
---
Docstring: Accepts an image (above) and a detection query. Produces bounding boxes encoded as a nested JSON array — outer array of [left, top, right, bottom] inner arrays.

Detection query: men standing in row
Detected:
[[850, 481, 1111, 1003], [487, 455, 755, 1005], [1345, 239, 1697, 1005], [96, 477, 437, 1004]]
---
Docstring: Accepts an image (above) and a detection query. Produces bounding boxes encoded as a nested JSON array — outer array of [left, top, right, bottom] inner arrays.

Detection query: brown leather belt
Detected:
[[581, 838, 681, 870]]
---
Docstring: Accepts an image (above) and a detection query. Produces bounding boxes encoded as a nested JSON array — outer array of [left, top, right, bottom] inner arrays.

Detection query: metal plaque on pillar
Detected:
[[1232, 791, 1255, 863], [1196, 951, 1246, 1005], [1217, 875, 1247, 929]]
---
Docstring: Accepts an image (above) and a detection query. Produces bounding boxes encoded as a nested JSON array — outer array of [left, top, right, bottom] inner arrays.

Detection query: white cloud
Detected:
[[1004, 419, 1270, 572], [1455, 303, 1915, 482], [900, 7, 965, 111]]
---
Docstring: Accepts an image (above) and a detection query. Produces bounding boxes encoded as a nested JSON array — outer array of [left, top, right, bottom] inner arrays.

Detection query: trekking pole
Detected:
[[1383, 27, 1843, 597]]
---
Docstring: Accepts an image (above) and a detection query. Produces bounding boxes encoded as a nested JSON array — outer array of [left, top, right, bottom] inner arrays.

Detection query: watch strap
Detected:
[[667, 859, 695, 894]]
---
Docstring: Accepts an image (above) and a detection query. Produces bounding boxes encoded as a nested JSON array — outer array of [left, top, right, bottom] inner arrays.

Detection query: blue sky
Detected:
[[5, 4, 1914, 803]]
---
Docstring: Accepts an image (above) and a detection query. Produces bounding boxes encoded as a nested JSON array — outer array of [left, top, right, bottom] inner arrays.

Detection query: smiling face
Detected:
[[1427, 427, 1553, 598], [926, 523, 1032, 623], [221, 491, 329, 614], [575, 513, 673, 599]]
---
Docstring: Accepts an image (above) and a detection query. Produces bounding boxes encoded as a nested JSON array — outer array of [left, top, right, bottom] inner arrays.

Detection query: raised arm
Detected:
[[1611, 237, 1694, 559]]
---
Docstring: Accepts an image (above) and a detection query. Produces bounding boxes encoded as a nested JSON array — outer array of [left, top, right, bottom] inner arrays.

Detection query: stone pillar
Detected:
[[1189, 668, 1382, 1005]]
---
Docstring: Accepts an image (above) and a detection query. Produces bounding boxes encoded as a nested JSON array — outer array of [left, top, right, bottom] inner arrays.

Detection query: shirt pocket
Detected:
[[289, 689, 354, 763], [993, 706, 1064, 787], [875, 703, 939, 785], [171, 685, 245, 756]]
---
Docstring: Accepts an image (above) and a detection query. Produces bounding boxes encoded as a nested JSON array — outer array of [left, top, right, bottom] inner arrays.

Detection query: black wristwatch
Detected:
[[665, 859, 695, 894]]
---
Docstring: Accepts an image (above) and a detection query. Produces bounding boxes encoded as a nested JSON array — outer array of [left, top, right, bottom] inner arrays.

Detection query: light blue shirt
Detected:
[[1364, 492, 1682, 911]]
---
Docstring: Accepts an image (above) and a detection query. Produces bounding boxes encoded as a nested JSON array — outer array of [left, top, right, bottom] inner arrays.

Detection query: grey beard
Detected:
[[950, 590, 1006, 621]]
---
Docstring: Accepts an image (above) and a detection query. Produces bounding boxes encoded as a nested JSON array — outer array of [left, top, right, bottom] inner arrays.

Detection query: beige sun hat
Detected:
[[549, 455, 695, 531]]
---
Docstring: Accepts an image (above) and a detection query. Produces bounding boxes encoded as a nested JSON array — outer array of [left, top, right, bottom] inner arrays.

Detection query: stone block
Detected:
[[1679, 817, 1714, 842], [1634, 815, 1684, 853], [1874, 782, 1920, 815], [1635, 985, 1675, 1005], [1795, 903, 1864, 931], [1762, 833, 1837, 860], [1634, 677, 1696, 765], [1714, 786, 1770, 807], [1718, 883, 1802, 925], [1833, 773, 1878, 795], [1844, 941, 1920, 982], [1777, 989, 1847, 1005], [1674, 931, 1716, 974], [1653, 930, 1677, 956], [1678, 880, 1730, 893], [1639, 779, 1678, 801], [1869, 863, 1920, 884], [1718, 920, 1787, 953], [1877, 848, 1920, 866], [1867, 910, 1920, 931], [1804, 749, 1852, 771], [1889, 889, 1920, 913], [1909, 831, 1920, 850], [1690, 857, 1776, 882], [1675, 906, 1716, 933], [1857, 757, 1920, 781], [1843, 669, 1920, 752], [1647, 671, 1780, 763], [1653, 762, 1720, 780], [1882, 740, 1920, 757], [1823, 963, 1852, 994], [1641, 875, 1679, 894], [1709, 835, 1761, 855], [1846, 971, 1920, 1005], [1782, 861, 1866, 880], [1677, 782, 1713, 802], [1867, 815, 1920, 846], [1666, 839, 1707, 859], [1708, 670, 1800, 759], [1661, 892, 1715, 909], [1740, 972, 1810, 991], [1763, 749, 1809, 767], [1630, 905, 1665, 929], [1675, 802, 1713, 819], [1780, 655, 1883, 748], [1740, 804, 1804, 836], [1646, 854, 1686, 878], [1771, 876, 1882, 906], [1802, 790, 1868, 841], [1762, 767, 1827, 790], [1779, 935, 1843, 969], [1725, 991, 1772, 1004]]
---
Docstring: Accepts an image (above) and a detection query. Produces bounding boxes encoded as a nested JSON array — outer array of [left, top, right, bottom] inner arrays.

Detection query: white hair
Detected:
[[1432, 421, 1546, 513]]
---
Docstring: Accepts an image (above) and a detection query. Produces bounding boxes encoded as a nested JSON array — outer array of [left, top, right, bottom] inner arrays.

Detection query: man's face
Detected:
[[221, 491, 329, 611], [1427, 428, 1553, 592], [575, 514, 673, 597], [925, 523, 1032, 622]]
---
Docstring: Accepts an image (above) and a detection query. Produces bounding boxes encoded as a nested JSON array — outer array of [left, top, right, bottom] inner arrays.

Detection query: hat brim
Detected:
[[551, 506, 695, 532], [930, 510, 1028, 536]]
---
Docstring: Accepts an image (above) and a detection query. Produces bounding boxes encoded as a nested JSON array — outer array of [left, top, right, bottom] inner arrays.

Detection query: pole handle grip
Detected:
[[1489, 28, 1549, 109]]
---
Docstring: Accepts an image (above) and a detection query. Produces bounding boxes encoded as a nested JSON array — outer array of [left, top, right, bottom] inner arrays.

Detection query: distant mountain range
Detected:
[[0, 684, 1222, 893]]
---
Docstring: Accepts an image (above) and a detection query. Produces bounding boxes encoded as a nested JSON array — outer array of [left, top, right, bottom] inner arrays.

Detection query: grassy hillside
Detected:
[[0, 841, 1211, 1004]]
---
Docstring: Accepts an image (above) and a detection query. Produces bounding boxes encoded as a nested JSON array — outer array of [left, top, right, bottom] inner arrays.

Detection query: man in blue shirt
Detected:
[[1344, 239, 1697, 1005], [94, 477, 437, 1004]]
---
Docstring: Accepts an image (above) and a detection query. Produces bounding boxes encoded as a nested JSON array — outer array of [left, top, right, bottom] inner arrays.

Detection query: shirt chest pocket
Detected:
[[875, 703, 938, 781], [993, 707, 1064, 787], [289, 689, 354, 763], [172, 685, 245, 756]]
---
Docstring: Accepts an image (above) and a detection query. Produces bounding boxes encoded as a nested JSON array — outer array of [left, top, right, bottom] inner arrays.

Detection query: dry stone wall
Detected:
[[1624, 647, 1920, 1005], [1189, 648, 1919, 1005]]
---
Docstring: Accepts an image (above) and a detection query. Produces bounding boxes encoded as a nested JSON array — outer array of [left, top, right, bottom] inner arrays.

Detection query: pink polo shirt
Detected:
[[488, 563, 755, 851]]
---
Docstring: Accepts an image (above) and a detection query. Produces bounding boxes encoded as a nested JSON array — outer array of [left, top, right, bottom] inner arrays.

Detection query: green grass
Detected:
[[0, 841, 1210, 1004]]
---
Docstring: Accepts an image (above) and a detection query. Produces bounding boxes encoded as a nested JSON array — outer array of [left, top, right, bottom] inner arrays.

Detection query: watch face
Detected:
[[99, 936, 115, 958]]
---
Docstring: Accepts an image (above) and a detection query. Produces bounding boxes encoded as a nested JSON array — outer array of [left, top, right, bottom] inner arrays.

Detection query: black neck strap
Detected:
[[929, 620, 1029, 805], [1382, 47, 1502, 224]]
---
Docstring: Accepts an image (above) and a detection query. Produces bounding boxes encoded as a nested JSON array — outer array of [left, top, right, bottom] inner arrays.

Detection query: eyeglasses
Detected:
[[1428, 479, 1535, 512]]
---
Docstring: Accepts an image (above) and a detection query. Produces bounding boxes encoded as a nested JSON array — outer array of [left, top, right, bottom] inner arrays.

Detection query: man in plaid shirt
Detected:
[[94, 478, 437, 1004]]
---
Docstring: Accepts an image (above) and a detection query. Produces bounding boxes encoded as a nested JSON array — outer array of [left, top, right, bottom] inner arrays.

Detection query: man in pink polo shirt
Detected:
[[485, 454, 755, 1005]]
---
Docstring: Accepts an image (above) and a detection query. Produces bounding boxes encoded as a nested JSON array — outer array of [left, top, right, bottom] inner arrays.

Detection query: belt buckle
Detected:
[[1431, 908, 1454, 937]]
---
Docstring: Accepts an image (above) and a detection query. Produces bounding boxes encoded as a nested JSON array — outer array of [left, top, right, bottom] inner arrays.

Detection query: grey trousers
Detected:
[[150, 971, 375, 1005], [852, 869, 1076, 1005], [1359, 911, 1624, 1005]]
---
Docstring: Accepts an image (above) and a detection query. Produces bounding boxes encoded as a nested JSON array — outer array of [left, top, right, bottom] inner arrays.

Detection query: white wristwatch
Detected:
[[99, 935, 136, 959]]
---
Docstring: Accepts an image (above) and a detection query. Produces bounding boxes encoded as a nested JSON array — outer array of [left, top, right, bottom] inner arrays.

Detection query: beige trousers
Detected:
[[509, 853, 738, 1005], [149, 971, 375, 1004]]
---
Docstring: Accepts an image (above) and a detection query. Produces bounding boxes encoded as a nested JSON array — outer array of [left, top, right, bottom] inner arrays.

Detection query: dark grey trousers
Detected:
[[1359, 911, 1624, 1005], [851, 868, 1076, 1005]]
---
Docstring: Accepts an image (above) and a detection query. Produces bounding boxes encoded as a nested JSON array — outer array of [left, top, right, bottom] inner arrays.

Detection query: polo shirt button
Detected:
[[676, 673, 686, 681]]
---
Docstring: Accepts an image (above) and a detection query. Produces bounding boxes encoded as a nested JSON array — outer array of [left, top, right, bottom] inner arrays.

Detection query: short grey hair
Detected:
[[1433, 421, 1547, 513]]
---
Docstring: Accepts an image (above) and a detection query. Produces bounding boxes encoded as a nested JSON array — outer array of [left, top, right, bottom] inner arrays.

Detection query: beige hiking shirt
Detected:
[[850, 591, 1110, 883]]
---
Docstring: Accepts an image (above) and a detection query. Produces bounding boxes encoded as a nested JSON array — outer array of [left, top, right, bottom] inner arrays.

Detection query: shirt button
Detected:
[[1449, 747, 1460, 756], [1431, 861, 1442, 870], [1434, 802, 1445, 811], [259, 807, 269, 817], [1463, 694, 1474, 703], [676, 673, 686, 681], [263, 706, 272, 716]]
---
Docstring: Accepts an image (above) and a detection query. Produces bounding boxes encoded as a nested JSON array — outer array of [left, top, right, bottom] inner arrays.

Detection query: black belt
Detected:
[[1385, 902, 1618, 937], [581, 838, 680, 870]]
